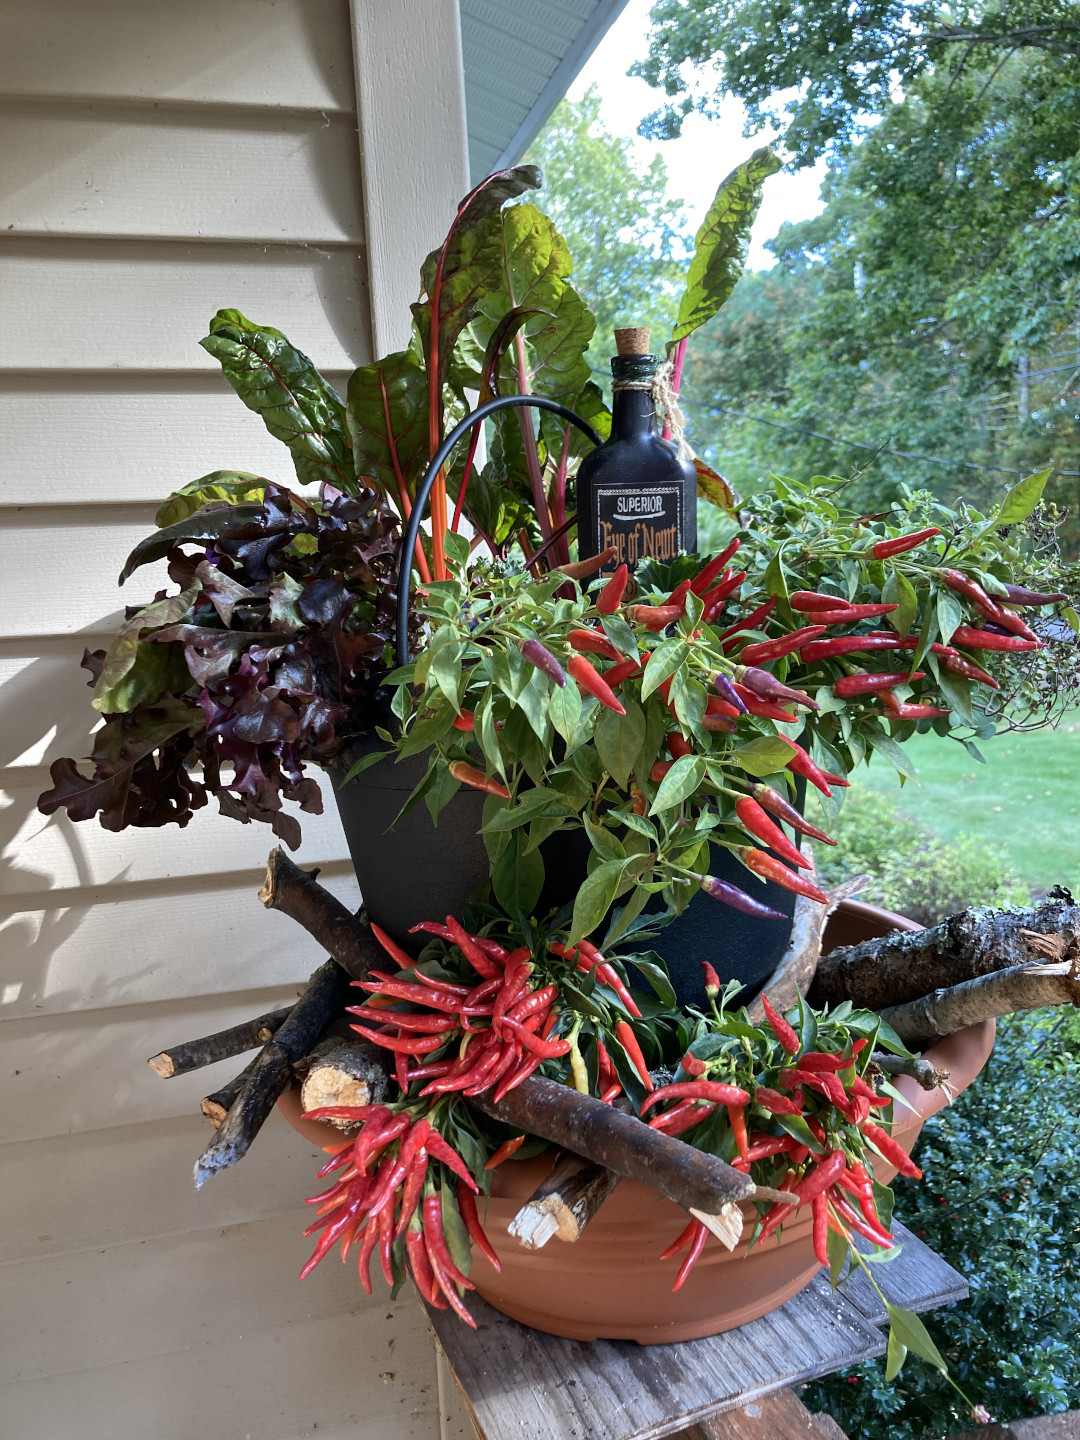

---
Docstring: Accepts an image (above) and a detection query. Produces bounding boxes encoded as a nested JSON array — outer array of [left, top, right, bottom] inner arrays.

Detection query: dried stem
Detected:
[[148, 1006, 292, 1078]]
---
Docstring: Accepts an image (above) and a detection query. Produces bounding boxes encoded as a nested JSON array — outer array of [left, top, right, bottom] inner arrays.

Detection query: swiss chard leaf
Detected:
[[201, 309, 355, 491]]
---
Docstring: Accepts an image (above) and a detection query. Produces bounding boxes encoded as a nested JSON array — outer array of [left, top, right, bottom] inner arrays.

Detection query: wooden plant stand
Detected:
[[426, 1223, 966, 1440]]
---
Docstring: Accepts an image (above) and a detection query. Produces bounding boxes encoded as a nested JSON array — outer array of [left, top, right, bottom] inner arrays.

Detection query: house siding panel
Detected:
[[0, 2, 447, 1435]]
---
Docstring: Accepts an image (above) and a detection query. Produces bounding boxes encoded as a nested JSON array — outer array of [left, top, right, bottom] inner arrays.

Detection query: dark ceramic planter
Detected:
[[331, 740, 803, 1004]]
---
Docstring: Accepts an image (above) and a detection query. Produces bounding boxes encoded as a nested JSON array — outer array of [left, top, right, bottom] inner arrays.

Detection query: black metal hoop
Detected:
[[395, 394, 602, 663]]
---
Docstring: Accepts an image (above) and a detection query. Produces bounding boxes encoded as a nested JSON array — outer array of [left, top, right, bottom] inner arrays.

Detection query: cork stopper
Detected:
[[614, 326, 650, 356]]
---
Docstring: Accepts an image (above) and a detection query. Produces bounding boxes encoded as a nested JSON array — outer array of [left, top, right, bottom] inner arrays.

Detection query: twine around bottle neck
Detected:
[[610, 358, 693, 462]]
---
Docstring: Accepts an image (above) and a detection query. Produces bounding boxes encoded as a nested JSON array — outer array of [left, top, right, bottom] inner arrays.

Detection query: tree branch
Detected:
[[809, 888, 1079, 1012], [258, 846, 383, 981], [879, 960, 1080, 1047], [148, 1006, 293, 1078]]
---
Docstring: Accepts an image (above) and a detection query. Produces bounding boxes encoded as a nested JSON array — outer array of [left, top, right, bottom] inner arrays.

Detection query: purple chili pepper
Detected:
[[738, 665, 820, 712], [978, 621, 1014, 637], [711, 672, 747, 713], [1001, 584, 1067, 607], [694, 872, 786, 921], [519, 637, 566, 687]]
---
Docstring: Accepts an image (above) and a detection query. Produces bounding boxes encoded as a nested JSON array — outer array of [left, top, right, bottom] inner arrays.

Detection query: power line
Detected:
[[683, 398, 1080, 477]]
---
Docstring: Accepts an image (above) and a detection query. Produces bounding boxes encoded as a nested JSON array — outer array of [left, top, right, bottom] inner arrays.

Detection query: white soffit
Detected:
[[461, 0, 632, 180]]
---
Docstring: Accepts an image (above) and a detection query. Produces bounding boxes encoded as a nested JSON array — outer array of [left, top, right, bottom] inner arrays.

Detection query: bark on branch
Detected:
[[259, 846, 383, 981], [879, 960, 1080, 1047], [298, 1038, 389, 1122], [871, 1052, 950, 1092], [148, 1006, 293, 1078], [508, 1155, 622, 1250], [193, 960, 348, 1188], [810, 888, 1079, 1012]]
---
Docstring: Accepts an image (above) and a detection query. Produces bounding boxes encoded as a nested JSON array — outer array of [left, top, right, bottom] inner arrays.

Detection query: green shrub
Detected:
[[806, 1009, 1080, 1437], [816, 789, 1029, 926]]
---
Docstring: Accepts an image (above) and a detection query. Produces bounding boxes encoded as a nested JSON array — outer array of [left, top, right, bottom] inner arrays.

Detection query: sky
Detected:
[[568, 0, 827, 268]]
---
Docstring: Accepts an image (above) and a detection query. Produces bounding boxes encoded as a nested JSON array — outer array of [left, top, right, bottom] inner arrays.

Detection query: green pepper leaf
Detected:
[[885, 1322, 909, 1381], [641, 638, 685, 700], [594, 697, 646, 788], [732, 736, 796, 777], [936, 590, 964, 647], [568, 858, 626, 943], [886, 1303, 948, 1373], [995, 467, 1051, 528], [882, 570, 918, 638], [649, 754, 706, 814], [491, 832, 545, 921]]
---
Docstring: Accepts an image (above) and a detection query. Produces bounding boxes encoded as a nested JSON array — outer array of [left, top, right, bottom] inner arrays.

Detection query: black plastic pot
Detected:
[[331, 739, 804, 1006]]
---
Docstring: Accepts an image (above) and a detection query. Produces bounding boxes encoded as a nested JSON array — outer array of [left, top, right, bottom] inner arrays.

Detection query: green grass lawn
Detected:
[[851, 713, 1080, 891]]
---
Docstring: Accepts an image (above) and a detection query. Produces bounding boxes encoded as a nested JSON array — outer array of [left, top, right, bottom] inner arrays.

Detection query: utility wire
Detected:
[[683, 398, 1080, 477]]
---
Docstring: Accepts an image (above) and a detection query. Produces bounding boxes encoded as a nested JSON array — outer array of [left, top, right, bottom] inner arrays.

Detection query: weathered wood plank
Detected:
[[426, 1227, 967, 1440], [425, 1275, 885, 1440], [0, 238, 369, 371], [679, 1387, 849, 1439], [0, 863, 358, 1020], [833, 1224, 968, 1325], [0, 100, 363, 243], [0, 373, 348, 508], [0, 0, 356, 112]]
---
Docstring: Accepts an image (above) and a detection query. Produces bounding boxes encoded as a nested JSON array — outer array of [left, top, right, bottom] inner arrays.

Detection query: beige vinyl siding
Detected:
[[0, 2, 453, 1434]]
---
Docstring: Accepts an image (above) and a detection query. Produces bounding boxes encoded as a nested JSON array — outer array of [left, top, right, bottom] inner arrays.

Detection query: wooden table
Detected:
[[425, 1224, 966, 1440]]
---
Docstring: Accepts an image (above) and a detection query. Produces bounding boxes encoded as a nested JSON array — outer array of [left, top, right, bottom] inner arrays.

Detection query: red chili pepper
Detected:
[[830, 1189, 894, 1249], [738, 847, 829, 904], [444, 915, 503, 979], [951, 625, 1040, 652], [940, 568, 993, 608], [798, 634, 905, 663], [790, 591, 855, 611], [596, 563, 629, 614], [360, 1010, 460, 1034], [507, 983, 558, 1023], [812, 1193, 829, 1264], [890, 702, 952, 719], [975, 598, 1039, 641], [833, 668, 926, 698], [502, 1016, 571, 1058], [630, 603, 684, 631], [667, 732, 692, 759], [423, 1195, 477, 1327], [604, 655, 644, 688], [449, 762, 511, 799], [796, 1149, 847, 1203], [746, 1135, 802, 1161], [640, 1080, 750, 1114], [672, 1220, 708, 1290], [702, 570, 748, 621], [456, 1180, 501, 1272], [352, 981, 462, 1011], [596, 1037, 615, 1091], [720, 595, 777, 647], [749, 784, 837, 846], [735, 796, 812, 870], [706, 695, 741, 719], [615, 1020, 653, 1091], [650, 759, 673, 782], [782, 742, 835, 798], [368, 923, 415, 970], [681, 1051, 707, 1077], [650, 1102, 713, 1135], [863, 1121, 923, 1178], [740, 625, 827, 666], [595, 961, 643, 1018], [452, 710, 476, 732], [659, 1216, 699, 1259], [484, 1134, 526, 1170], [691, 539, 741, 595], [701, 960, 721, 997], [569, 627, 623, 662], [761, 993, 800, 1054], [350, 1023, 449, 1054], [394, 1151, 430, 1239], [752, 1088, 804, 1118], [405, 1217, 444, 1307], [665, 578, 693, 609], [941, 652, 1000, 688], [727, 1103, 750, 1162], [815, 604, 901, 624], [872, 526, 941, 559], [567, 653, 627, 714]]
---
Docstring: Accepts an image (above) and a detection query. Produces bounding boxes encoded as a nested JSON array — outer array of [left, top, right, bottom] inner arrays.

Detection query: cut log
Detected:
[[148, 1006, 293, 1078], [193, 959, 349, 1189], [878, 959, 1080, 1047], [470, 1076, 759, 1246], [299, 1038, 388, 1123], [259, 846, 384, 982], [810, 887, 1080, 1012], [201, 1056, 259, 1126], [508, 1155, 622, 1249]]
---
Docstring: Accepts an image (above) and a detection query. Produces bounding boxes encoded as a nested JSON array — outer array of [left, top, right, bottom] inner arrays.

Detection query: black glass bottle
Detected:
[[575, 328, 697, 576]]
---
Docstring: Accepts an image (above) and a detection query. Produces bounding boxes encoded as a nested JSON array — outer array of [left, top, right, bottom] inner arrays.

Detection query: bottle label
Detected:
[[594, 485, 683, 570]]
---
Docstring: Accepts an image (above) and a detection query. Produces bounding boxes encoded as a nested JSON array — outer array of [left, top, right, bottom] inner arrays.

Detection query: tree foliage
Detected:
[[526, 88, 692, 368]]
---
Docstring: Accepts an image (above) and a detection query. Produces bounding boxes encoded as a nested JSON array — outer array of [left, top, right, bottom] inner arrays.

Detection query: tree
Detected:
[[526, 88, 692, 369], [633, 0, 1080, 164]]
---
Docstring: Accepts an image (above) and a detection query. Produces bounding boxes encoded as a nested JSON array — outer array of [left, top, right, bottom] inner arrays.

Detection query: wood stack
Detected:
[[146, 848, 1079, 1250]]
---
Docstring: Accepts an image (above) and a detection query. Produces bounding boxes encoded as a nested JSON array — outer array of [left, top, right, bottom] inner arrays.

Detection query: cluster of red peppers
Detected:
[[645, 971, 919, 1292]]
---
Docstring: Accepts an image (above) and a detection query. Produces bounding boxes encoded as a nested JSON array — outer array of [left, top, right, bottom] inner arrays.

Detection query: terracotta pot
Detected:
[[276, 899, 996, 1343]]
